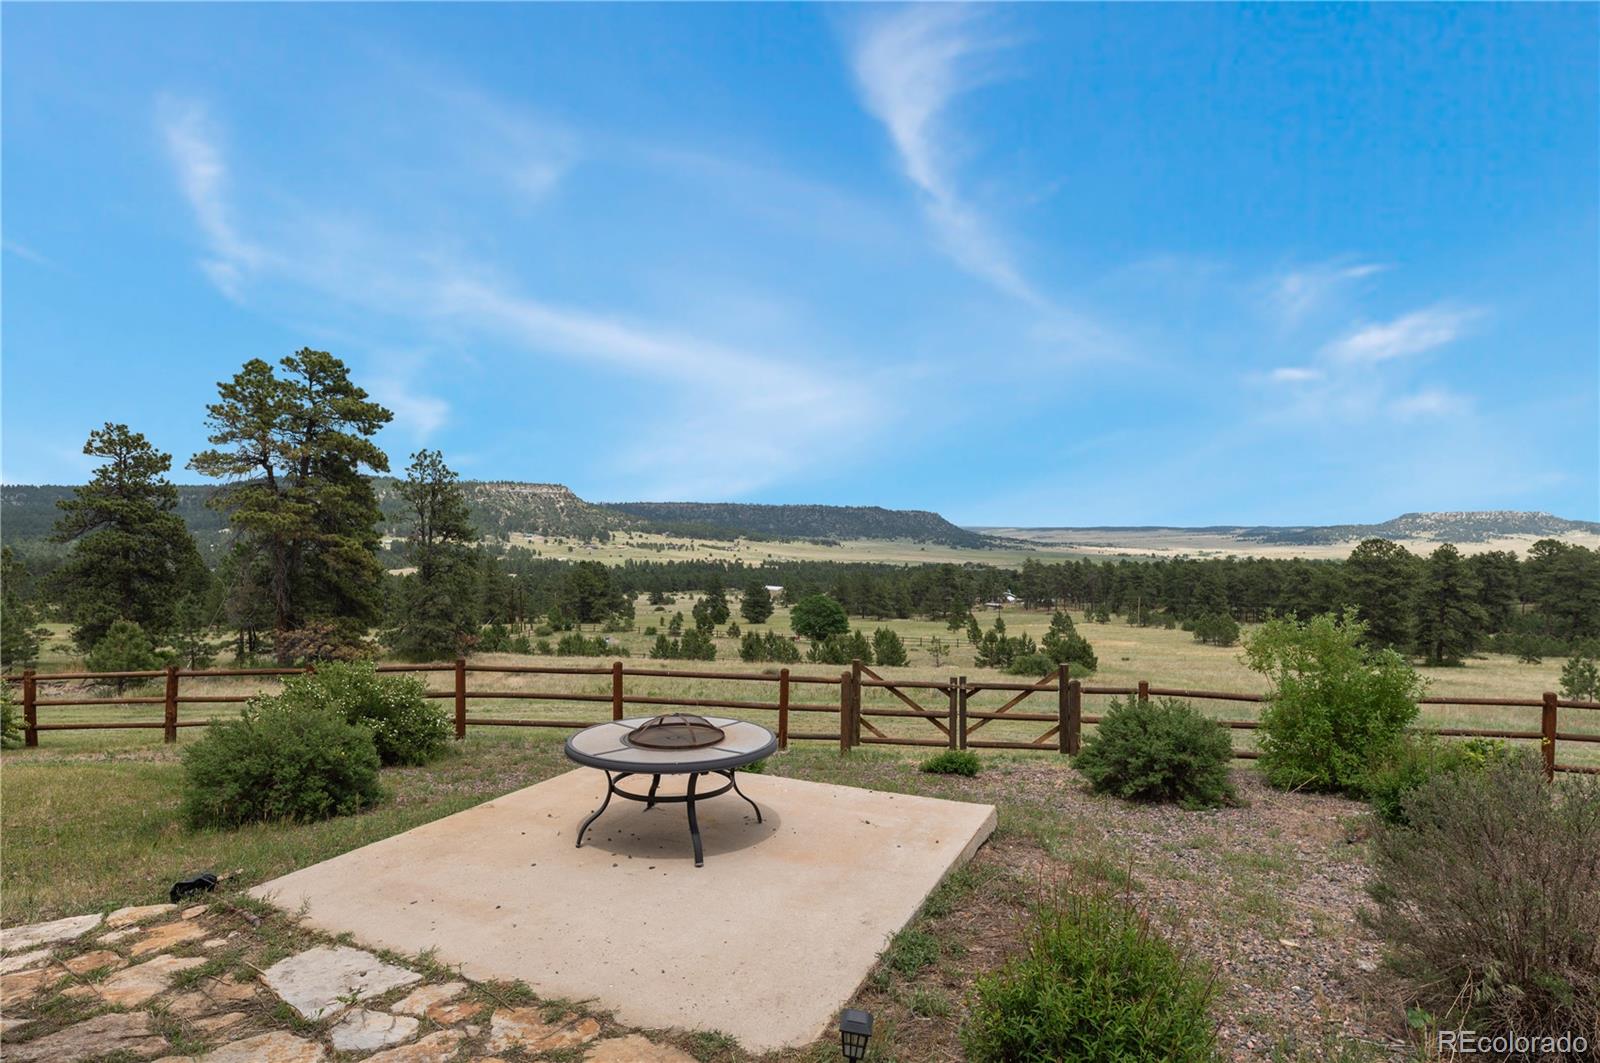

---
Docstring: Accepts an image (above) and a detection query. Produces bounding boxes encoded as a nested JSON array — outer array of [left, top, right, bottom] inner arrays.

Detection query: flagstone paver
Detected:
[[131, 919, 208, 956], [260, 945, 421, 1020], [1, 913, 102, 952], [0, 964, 64, 1005], [107, 903, 178, 928], [0, 948, 51, 974], [426, 997, 483, 1023], [88, 954, 207, 1006], [154, 1030, 327, 1063], [165, 974, 260, 1017], [486, 1007, 602, 1053], [6, 1011, 167, 1061], [329, 1007, 421, 1051], [62, 948, 127, 975], [389, 980, 466, 1016], [584, 1034, 700, 1062], [359, 1030, 467, 1063], [192, 1011, 249, 1034], [182, 904, 210, 919], [101, 926, 140, 944]]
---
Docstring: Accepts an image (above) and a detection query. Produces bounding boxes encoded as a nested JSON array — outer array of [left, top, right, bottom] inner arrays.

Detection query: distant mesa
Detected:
[[0, 481, 997, 548], [983, 511, 1600, 546]]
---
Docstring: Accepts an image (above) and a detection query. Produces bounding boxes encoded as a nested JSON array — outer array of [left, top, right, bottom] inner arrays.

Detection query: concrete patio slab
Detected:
[[251, 768, 995, 1051]]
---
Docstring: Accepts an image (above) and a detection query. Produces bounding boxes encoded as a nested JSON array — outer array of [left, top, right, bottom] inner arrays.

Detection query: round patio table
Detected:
[[564, 715, 777, 867]]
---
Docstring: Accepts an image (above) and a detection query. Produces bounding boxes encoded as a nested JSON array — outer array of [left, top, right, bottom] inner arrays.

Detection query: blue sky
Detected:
[[3, 3, 1596, 525]]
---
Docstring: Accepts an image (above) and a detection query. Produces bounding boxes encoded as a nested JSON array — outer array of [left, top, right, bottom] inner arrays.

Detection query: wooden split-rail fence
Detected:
[[5, 661, 1598, 779]]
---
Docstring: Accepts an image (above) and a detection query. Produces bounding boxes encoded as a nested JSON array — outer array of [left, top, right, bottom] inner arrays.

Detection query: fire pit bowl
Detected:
[[564, 715, 777, 867]]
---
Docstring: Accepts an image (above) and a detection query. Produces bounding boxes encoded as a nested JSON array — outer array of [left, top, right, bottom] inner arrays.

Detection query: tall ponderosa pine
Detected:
[[52, 423, 207, 649], [740, 580, 774, 625], [1344, 538, 1419, 650], [1413, 544, 1489, 665], [389, 450, 480, 660], [1, 547, 48, 669], [188, 351, 393, 662]]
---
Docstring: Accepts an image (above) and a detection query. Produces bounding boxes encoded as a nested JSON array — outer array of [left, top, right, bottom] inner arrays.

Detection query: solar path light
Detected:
[[838, 1008, 873, 1060]]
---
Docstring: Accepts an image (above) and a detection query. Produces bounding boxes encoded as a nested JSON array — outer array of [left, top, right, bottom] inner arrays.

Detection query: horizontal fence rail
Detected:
[[5, 662, 1597, 777]]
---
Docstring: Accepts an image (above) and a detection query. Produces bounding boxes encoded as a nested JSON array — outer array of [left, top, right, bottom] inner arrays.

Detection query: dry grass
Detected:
[[14, 605, 1596, 766]]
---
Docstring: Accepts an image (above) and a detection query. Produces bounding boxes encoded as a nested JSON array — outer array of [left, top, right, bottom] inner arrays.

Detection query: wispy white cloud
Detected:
[[1323, 305, 1478, 364], [1269, 260, 1387, 326], [1269, 366, 1324, 383], [849, 6, 1036, 303], [368, 373, 450, 442], [157, 97, 265, 298], [156, 94, 878, 499], [1390, 388, 1472, 420], [3, 240, 53, 266]]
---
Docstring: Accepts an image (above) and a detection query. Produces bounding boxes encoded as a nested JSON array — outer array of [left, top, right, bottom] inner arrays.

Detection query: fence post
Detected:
[[838, 672, 851, 754], [611, 661, 624, 721], [850, 659, 864, 748], [946, 676, 958, 750], [778, 668, 790, 751], [1137, 679, 1150, 703], [22, 669, 37, 748], [1541, 691, 1558, 780], [1056, 664, 1069, 755], [163, 665, 179, 744], [454, 658, 467, 741], [1066, 679, 1082, 755], [957, 675, 969, 750]]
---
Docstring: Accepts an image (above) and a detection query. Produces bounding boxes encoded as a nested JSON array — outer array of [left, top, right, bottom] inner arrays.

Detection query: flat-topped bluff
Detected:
[[0, 481, 995, 547]]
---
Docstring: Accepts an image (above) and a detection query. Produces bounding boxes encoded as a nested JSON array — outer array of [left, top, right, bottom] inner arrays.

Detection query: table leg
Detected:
[[645, 774, 661, 809], [686, 772, 704, 867], [727, 770, 763, 823], [576, 771, 617, 848]]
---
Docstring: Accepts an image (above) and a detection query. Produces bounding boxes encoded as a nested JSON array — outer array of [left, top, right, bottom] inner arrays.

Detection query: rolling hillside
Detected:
[[1, 481, 995, 548]]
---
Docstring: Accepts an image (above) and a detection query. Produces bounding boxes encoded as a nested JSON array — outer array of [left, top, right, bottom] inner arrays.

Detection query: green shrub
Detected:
[[1041, 611, 1097, 674], [1363, 734, 1511, 825], [1, 684, 23, 749], [278, 662, 449, 767], [1074, 697, 1236, 809], [920, 750, 981, 776], [181, 696, 382, 828], [963, 889, 1219, 1062], [1005, 651, 1057, 677], [872, 628, 908, 667], [1243, 610, 1424, 793], [1364, 756, 1600, 1048]]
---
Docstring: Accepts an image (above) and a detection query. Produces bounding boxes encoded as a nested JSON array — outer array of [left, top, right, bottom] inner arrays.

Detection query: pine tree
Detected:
[[52, 424, 207, 649], [1413, 543, 1489, 665], [558, 561, 625, 624], [703, 577, 730, 625], [188, 352, 393, 662], [1345, 538, 1420, 649], [86, 619, 162, 692], [740, 581, 774, 625], [872, 627, 908, 667], [1, 547, 48, 669], [388, 450, 480, 660]]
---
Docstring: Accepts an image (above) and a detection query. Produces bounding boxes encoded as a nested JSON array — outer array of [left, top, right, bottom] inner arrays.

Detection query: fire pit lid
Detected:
[[625, 713, 727, 750]]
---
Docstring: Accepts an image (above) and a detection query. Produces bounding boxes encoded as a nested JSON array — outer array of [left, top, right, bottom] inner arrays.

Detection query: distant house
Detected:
[[764, 585, 783, 595]]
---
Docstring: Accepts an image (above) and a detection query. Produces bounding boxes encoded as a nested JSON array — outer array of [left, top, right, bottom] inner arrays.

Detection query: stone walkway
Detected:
[[0, 901, 701, 1062]]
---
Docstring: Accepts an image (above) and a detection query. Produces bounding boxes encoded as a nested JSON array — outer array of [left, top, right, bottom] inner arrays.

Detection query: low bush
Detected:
[[1074, 697, 1236, 809], [1005, 651, 1057, 677], [0, 684, 22, 749], [555, 632, 613, 657], [738, 630, 801, 664], [1364, 755, 1600, 1049], [181, 696, 383, 828], [963, 888, 1219, 1062], [1363, 734, 1510, 825], [1244, 610, 1424, 793], [920, 750, 981, 776], [277, 662, 449, 767]]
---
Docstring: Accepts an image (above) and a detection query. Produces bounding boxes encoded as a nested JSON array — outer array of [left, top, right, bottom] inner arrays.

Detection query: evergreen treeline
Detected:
[[3, 348, 1597, 672]]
